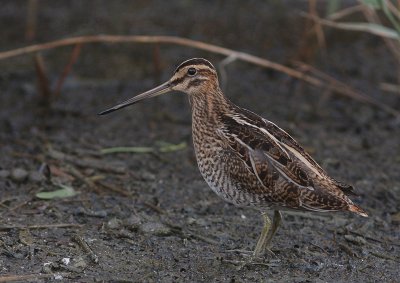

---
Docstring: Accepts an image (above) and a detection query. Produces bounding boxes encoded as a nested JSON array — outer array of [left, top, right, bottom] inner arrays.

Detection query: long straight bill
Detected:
[[98, 81, 171, 115]]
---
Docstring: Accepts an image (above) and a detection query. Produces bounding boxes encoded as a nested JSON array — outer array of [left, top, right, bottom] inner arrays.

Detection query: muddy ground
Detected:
[[1, 1, 399, 282]]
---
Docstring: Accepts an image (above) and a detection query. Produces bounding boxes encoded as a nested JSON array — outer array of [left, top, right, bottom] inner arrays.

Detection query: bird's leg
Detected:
[[253, 211, 272, 258], [235, 211, 282, 270], [264, 210, 282, 249], [253, 210, 282, 258]]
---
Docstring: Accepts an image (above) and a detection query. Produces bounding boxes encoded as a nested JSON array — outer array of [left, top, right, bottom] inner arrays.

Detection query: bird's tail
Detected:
[[348, 204, 368, 217]]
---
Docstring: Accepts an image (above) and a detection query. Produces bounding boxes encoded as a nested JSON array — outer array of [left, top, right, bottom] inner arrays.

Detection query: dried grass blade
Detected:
[[54, 43, 82, 97]]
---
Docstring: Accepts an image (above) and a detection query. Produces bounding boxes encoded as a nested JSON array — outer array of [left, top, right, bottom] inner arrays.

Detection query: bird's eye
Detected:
[[187, 68, 197, 76]]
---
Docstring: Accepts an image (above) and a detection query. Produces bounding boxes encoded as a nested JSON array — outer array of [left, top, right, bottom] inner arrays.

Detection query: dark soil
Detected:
[[1, 1, 399, 282]]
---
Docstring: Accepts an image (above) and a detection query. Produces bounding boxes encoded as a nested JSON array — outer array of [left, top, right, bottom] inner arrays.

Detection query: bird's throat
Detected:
[[189, 88, 229, 122]]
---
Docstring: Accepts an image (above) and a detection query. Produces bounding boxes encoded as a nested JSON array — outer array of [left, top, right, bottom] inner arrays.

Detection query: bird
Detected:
[[99, 58, 368, 258]]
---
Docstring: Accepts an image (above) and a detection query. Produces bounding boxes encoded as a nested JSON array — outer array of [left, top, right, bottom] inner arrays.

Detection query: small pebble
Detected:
[[90, 210, 108, 218], [106, 217, 122, 229], [11, 168, 28, 182], [124, 215, 142, 230], [186, 217, 196, 225], [29, 171, 44, 183], [186, 217, 207, 226], [72, 257, 87, 269], [140, 222, 171, 236], [61, 257, 70, 265], [54, 274, 63, 280], [140, 171, 156, 181], [42, 265, 52, 274], [42, 262, 57, 274]]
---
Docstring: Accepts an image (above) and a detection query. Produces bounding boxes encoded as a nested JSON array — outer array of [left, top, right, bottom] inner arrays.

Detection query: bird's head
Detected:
[[99, 58, 219, 115]]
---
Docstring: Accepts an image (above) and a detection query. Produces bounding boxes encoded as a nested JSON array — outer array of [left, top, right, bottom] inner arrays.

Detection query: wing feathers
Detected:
[[221, 114, 314, 190], [218, 108, 358, 213]]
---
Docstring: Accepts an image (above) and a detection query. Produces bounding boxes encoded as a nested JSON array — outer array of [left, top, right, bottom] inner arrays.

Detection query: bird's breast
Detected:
[[191, 122, 261, 206], [191, 122, 232, 198]]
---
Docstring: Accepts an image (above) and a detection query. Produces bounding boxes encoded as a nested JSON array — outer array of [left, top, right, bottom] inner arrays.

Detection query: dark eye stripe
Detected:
[[171, 76, 186, 85], [186, 79, 206, 89]]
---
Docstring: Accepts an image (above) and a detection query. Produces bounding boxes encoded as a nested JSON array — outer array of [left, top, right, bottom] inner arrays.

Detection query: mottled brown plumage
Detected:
[[99, 58, 368, 257]]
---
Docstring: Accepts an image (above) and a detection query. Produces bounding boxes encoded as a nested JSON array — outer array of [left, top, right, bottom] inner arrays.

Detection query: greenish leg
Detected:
[[236, 210, 282, 269], [253, 210, 282, 258], [253, 212, 271, 257], [264, 210, 282, 248]]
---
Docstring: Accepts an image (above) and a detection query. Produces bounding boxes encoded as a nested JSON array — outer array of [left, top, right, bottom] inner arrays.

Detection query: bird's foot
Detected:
[[236, 256, 280, 270], [225, 249, 253, 256], [225, 247, 276, 257], [223, 248, 278, 270]]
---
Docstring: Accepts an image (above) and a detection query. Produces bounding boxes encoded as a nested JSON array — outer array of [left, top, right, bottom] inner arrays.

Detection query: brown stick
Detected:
[[25, 0, 38, 41], [328, 5, 364, 21], [0, 273, 68, 283], [71, 234, 99, 263], [0, 35, 320, 86], [293, 61, 400, 116], [0, 35, 398, 116], [54, 43, 82, 96], [0, 223, 83, 230], [308, 0, 326, 49], [95, 180, 133, 197], [34, 53, 51, 100]]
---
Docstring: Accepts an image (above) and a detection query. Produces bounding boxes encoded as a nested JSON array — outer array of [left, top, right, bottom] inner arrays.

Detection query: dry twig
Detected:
[[95, 180, 133, 197], [0, 273, 68, 283], [47, 148, 126, 174], [328, 4, 365, 21], [0, 35, 317, 86], [308, 0, 326, 49], [0, 35, 398, 116], [34, 53, 51, 101], [0, 223, 83, 230], [54, 43, 82, 96], [71, 234, 99, 264], [25, 0, 38, 41], [380, 82, 400, 95], [293, 61, 400, 116], [301, 11, 400, 40]]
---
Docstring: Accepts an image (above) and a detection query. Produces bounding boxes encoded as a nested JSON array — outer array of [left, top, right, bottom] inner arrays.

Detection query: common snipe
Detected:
[[99, 58, 368, 258]]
